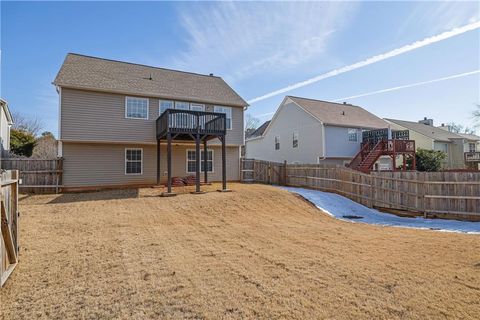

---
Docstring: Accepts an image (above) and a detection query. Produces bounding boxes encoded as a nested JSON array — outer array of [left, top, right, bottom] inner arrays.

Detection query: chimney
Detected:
[[438, 123, 451, 131], [418, 117, 433, 126]]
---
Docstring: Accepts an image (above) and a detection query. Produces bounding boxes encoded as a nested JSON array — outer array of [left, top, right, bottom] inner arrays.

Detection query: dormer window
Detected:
[[125, 97, 149, 119]]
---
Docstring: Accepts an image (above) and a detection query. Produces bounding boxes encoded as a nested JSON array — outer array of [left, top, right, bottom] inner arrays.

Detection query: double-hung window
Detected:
[[125, 148, 143, 175], [191, 104, 206, 128], [159, 100, 174, 115], [469, 143, 476, 153], [275, 136, 280, 150], [214, 106, 232, 130], [348, 128, 358, 142], [187, 149, 214, 173], [190, 103, 205, 112], [125, 97, 149, 119], [293, 131, 299, 148]]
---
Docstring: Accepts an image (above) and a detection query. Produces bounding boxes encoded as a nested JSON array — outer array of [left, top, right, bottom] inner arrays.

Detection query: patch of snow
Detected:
[[281, 187, 480, 235]]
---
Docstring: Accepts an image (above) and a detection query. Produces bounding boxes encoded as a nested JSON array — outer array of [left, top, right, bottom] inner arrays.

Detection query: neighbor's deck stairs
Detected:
[[349, 141, 385, 173]]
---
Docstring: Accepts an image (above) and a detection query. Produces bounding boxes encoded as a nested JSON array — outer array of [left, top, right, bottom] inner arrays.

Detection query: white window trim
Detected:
[[347, 128, 358, 142], [214, 106, 233, 130], [125, 96, 149, 120], [275, 136, 280, 150], [159, 99, 174, 116], [186, 149, 214, 173], [175, 101, 190, 110], [293, 130, 299, 148], [190, 103, 205, 111], [125, 148, 143, 175]]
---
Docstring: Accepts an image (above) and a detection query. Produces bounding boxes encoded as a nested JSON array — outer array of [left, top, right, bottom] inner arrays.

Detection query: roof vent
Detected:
[[342, 111, 345, 116], [343, 102, 347, 105], [209, 73, 213, 76]]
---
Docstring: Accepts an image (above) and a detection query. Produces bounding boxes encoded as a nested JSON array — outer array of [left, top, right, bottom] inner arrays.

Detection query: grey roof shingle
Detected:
[[288, 96, 388, 129], [53, 53, 248, 107], [246, 120, 270, 139], [385, 118, 465, 142]]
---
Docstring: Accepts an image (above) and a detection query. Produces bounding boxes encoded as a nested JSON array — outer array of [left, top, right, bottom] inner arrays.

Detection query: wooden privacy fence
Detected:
[[240, 158, 286, 185], [1, 158, 63, 193], [241, 159, 480, 220], [1, 170, 19, 287]]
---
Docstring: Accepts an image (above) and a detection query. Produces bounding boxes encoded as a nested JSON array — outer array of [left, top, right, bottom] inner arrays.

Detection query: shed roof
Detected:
[[53, 53, 248, 107], [288, 96, 388, 129]]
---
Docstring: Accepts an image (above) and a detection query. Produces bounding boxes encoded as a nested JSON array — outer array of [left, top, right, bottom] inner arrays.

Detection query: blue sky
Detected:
[[1, 1, 479, 136]]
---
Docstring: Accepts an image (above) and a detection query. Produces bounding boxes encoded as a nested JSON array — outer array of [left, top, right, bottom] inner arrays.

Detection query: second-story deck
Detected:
[[155, 109, 229, 195], [156, 109, 226, 141]]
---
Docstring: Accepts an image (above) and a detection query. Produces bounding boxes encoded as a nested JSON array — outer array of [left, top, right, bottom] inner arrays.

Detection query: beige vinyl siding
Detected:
[[62, 142, 239, 187], [60, 88, 244, 146]]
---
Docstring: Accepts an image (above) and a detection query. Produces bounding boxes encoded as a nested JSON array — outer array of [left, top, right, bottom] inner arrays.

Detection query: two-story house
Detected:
[[53, 54, 248, 190], [245, 96, 391, 166], [385, 118, 478, 169]]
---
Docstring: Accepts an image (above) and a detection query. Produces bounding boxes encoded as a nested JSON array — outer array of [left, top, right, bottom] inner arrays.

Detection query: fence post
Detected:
[[283, 160, 287, 186], [370, 174, 375, 208]]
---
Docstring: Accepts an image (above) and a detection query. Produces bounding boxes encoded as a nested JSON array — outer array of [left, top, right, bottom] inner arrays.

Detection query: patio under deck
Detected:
[[156, 109, 227, 195]]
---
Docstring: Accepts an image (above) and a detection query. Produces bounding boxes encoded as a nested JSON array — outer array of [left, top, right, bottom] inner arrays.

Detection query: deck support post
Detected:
[[167, 132, 172, 193], [195, 133, 201, 193], [156, 139, 161, 185], [221, 135, 227, 191], [203, 139, 208, 184]]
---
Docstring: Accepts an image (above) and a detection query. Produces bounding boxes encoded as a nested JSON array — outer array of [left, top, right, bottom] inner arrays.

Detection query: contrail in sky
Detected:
[[332, 70, 480, 102], [252, 70, 480, 118], [247, 20, 480, 104]]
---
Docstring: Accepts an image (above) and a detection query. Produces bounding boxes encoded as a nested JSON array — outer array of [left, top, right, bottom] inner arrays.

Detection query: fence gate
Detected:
[[1, 170, 19, 287], [241, 158, 286, 185]]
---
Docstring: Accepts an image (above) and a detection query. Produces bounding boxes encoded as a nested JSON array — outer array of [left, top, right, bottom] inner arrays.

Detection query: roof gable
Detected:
[[288, 96, 388, 129], [53, 53, 248, 107]]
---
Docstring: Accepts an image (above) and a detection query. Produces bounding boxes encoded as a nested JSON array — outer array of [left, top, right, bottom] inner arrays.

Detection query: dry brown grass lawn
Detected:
[[1, 183, 479, 319]]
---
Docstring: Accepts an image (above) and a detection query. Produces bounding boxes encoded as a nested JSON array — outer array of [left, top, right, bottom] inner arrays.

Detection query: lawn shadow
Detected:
[[47, 188, 140, 204]]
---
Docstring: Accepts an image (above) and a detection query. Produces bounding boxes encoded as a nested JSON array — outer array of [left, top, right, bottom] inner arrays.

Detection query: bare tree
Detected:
[[446, 122, 475, 135], [31, 132, 57, 159], [245, 114, 260, 130], [12, 112, 44, 136], [474, 104, 480, 127]]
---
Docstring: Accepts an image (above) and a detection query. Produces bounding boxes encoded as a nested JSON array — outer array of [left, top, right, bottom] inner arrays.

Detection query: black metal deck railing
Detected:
[[156, 109, 226, 139]]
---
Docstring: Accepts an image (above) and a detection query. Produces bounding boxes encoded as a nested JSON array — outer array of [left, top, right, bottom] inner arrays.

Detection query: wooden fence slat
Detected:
[[241, 158, 480, 220], [1, 158, 63, 194]]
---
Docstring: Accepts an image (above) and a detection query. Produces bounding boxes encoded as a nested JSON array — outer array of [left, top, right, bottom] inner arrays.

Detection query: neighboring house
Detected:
[[0, 99, 13, 158], [385, 118, 477, 169], [53, 53, 248, 189], [245, 96, 390, 166]]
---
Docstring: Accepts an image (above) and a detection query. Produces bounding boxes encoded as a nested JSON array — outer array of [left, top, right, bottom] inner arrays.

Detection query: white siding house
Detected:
[[246, 96, 389, 165], [0, 99, 13, 157]]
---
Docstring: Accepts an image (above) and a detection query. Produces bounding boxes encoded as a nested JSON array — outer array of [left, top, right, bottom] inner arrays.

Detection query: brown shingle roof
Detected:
[[288, 96, 388, 129], [53, 53, 248, 107]]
